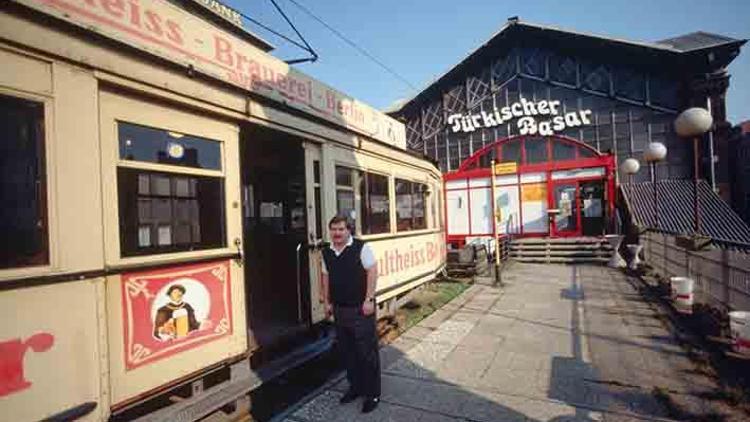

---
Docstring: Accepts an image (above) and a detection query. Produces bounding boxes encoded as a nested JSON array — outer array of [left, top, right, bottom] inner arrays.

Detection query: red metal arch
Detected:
[[456, 134, 605, 172]]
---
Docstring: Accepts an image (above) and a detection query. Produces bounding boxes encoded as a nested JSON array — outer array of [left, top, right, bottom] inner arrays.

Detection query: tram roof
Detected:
[[387, 18, 746, 115]]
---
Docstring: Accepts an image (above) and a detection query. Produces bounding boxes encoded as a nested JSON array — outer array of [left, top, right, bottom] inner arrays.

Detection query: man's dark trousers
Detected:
[[333, 305, 381, 398]]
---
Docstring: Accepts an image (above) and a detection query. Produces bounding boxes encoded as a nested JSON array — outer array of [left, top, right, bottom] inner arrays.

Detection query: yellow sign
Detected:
[[494, 162, 517, 175], [522, 183, 547, 201]]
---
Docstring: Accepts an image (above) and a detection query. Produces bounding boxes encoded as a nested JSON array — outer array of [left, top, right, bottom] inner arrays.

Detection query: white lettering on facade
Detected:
[[446, 97, 593, 135]]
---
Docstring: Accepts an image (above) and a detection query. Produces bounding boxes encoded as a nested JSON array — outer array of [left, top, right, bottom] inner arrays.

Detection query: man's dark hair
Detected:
[[166, 284, 186, 296], [329, 214, 353, 232]]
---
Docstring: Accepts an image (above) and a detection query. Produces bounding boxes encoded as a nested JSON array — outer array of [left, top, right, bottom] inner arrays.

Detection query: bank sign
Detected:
[[14, 0, 405, 149], [448, 98, 593, 136]]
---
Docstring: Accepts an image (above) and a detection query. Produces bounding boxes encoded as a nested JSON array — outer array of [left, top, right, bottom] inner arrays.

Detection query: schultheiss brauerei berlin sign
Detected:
[[447, 98, 593, 136]]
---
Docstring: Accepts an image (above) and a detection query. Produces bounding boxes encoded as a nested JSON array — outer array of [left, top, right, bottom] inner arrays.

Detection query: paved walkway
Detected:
[[278, 263, 726, 422]]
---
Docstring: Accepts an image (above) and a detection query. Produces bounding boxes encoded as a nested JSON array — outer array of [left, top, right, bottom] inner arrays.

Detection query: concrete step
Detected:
[[509, 250, 612, 257], [511, 236, 605, 245], [510, 244, 613, 251], [512, 256, 609, 264]]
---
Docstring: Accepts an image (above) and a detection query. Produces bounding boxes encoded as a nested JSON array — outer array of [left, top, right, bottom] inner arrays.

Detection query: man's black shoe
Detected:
[[339, 389, 359, 404], [362, 397, 379, 413]]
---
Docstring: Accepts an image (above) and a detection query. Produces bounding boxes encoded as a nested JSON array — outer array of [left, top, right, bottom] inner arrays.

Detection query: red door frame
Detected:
[[549, 180, 582, 237]]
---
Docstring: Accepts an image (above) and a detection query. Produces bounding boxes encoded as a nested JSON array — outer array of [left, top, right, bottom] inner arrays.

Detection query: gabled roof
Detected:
[[620, 180, 750, 244], [389, 18, 746, 116], [656, 31, 742, 53]]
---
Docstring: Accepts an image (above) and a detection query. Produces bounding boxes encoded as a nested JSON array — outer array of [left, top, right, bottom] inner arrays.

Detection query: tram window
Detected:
[[118, 168, 225, 256], [335, 166, 359, 231], [552, 140, 576, 161], [525, 137, 548, 164], [0, 95, 48, 269], [396, 179, 427, 231], [119, 122, 221, 170], [313, 160, 322, 238], [360, 172, 390, 235], [501, 141, 521, 164]]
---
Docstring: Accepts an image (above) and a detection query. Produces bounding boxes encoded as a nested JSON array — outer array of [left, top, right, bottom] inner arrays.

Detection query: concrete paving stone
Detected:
[[457, 331, 505, 352], [423, 320, 476, 345], [448, 310, 483, 325], [416, 308, 455, 329], [378, 374, 480, 419], [454, 388, 529, 422], [291, 390, 343, 422], [351, 400, 435, 422], [386, 341, 456, 378], [435, 346, 497, 387], [401, 326, 435, 341]]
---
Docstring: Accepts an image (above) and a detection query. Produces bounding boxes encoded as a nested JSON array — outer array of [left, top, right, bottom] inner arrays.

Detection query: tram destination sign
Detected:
[[447, 98, 593, 137], [190, 0, 244, 28], [13, 0, 406, 149]]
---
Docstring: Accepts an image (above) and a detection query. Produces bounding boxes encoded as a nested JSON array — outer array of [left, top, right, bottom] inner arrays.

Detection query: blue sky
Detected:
[[227, 0, 749, 124]]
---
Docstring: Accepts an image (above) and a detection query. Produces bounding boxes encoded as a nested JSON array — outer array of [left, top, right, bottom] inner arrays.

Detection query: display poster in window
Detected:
[[371, 195, 389, 214], [121, 260, 233, 370], [396, 196, 411, 218]]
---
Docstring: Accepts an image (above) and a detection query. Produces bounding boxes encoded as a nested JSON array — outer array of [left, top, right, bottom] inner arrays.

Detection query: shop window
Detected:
[[525, 137, 548, 164], [396, 179, 427, 231], [118, 168, 225, 256], [0, 95, 48, 269], [119, 122, 221, 170], [478, 147, 497, 168], [552, 140, 576, 161], [502, 140, 521, 164], [360, 172, 391, 235]]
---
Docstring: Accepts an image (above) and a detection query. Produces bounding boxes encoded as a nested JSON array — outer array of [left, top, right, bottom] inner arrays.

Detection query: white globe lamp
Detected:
[[674, 107, 713, 234]]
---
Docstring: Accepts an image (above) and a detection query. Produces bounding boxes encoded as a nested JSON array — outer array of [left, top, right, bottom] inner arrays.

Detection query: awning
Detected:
[[620, 180, 750, 244]]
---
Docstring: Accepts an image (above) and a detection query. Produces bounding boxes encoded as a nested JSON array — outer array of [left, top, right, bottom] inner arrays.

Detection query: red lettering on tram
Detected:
[[0, 333, 55, 397]]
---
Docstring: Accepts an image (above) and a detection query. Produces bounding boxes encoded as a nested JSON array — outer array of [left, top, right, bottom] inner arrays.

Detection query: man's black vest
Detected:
[[323, 238, 368, 306]]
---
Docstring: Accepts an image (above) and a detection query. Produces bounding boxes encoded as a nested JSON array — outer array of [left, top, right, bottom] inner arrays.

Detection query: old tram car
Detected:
[[0, 1, 445, 420]]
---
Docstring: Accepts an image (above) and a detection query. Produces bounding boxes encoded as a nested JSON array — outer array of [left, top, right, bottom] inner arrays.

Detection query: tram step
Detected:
[[132, 328, 334, 422]]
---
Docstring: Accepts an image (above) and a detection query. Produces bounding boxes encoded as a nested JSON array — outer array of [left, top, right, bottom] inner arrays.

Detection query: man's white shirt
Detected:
[[321, 236, 376, 274]]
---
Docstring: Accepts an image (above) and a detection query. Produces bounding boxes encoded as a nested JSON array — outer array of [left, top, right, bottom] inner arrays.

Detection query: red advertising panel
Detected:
[[121, 260, 233, 370]]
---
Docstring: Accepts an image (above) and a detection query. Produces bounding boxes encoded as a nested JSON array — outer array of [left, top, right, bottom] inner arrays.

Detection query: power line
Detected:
[[284, 0, 418, 91]]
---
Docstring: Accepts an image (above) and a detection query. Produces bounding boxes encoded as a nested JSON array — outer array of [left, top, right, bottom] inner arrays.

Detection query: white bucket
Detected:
[[669, 276, 689, 300], [729, 311, 750, 355], [672, 277, 694, 314]]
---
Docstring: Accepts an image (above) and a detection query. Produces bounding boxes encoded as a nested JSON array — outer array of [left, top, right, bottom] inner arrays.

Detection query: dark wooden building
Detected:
[[389, 18, 746, 242]]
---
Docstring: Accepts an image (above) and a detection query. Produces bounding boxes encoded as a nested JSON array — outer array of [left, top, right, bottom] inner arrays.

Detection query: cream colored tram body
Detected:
[[0, 1, 445, 420]]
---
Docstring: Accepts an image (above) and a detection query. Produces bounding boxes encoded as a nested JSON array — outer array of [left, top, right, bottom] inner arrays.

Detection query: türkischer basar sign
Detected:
[[13, 0, 405, 149], [447, 97, 593, 136]]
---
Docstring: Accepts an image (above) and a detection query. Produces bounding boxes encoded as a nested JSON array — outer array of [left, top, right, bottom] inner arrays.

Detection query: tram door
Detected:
[[240, 126, 311, 351]]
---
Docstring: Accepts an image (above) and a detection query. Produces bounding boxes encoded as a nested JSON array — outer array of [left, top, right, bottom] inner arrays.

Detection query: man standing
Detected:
[[321, 215, 380, 413]]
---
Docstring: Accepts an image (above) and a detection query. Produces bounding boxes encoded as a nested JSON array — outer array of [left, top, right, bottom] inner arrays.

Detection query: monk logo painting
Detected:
[[122, 261, 233, 370]]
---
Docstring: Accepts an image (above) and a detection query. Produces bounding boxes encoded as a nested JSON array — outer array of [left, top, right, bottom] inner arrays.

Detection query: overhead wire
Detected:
[[284, 0, 418, 91]]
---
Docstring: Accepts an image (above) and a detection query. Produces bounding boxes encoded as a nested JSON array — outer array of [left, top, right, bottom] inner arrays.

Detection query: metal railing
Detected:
[[641, 231, 750, 312]]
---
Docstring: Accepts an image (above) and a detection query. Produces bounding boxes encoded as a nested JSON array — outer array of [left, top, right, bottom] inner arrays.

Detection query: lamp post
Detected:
[[620, 158, 640, 185], [674, 107, 713, 234], [644, 142, 668, 230]]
